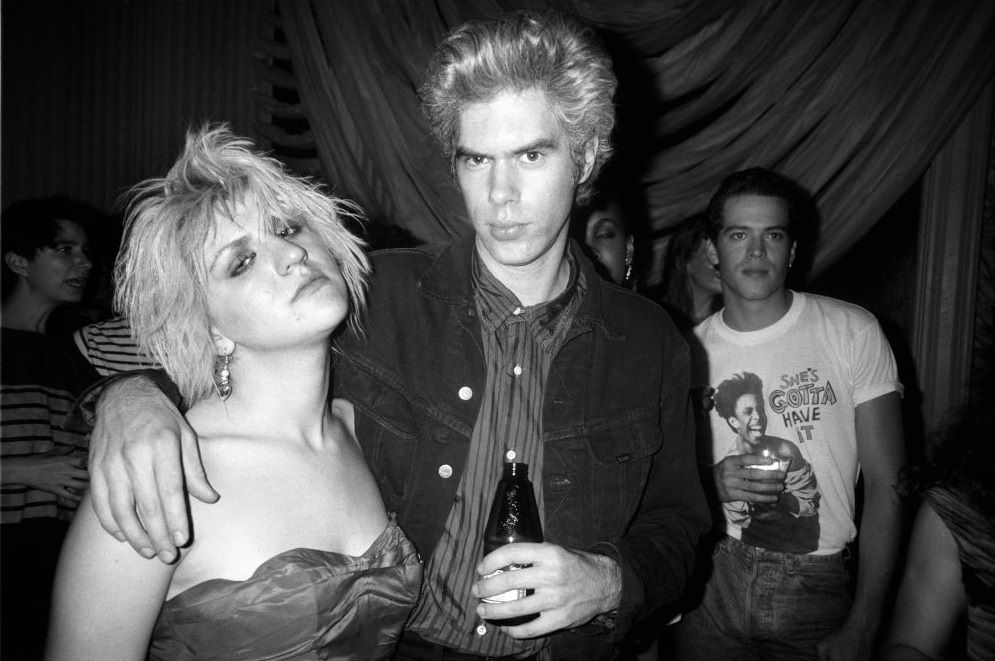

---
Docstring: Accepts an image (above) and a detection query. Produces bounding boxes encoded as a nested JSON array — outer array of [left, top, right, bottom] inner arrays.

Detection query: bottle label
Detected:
[[480, 564, 528, 603]]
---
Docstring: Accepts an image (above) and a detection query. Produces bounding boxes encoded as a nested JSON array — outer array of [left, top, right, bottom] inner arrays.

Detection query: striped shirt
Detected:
[[73, 317, 155, 376], [1, 328, 99, 523], [407, 251, 585, 657]]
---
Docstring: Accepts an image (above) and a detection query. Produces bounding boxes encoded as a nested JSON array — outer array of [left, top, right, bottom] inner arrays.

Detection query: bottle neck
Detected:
[[505, 462, 529, 480]]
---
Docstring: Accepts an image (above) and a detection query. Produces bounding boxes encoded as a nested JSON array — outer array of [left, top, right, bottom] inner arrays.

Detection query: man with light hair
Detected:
[[84, 11, 708, 660]]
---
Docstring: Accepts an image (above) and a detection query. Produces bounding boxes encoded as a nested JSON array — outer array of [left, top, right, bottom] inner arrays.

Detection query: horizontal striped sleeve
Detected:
[[73, 317, 157, 376]]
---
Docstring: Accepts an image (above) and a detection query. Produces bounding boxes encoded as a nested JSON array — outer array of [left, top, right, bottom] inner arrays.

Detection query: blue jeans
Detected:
[[674, 536, 852, 661]]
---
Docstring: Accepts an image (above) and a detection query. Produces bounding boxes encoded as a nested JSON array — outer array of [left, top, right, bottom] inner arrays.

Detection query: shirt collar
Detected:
[[471, 249, 585, 336]]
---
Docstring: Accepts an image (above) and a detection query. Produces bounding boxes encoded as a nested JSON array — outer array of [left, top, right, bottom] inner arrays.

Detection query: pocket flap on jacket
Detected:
[[584, 409, 661, 465]]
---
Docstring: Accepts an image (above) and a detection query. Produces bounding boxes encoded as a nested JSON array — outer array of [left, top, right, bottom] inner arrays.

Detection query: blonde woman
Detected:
[[46, 126, 421, 660]]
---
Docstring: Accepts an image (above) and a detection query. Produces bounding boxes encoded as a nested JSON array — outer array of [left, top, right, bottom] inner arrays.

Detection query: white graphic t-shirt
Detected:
[[695, 292, 902, 555]]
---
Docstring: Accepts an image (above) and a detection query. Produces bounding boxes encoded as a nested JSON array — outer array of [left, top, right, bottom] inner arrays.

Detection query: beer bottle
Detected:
[[481, 462, 542, 626]]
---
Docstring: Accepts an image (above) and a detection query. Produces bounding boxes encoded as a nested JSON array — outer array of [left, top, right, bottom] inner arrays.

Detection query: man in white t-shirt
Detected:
[[675, 168, 905, 661]]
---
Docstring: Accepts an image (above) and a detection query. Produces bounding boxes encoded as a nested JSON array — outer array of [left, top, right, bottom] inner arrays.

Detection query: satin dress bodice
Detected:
[[148, 517, 422, 660]]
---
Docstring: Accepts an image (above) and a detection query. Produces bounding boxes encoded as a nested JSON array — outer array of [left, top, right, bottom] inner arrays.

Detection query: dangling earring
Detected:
[[624, 237, 635, 287], [213, 352, 232, 401], [210, 331, 235, 401]]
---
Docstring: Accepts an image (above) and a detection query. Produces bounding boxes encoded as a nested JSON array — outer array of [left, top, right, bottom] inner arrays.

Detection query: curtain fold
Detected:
[[278, 0, 477, 241], [277, 0, 995, 280], [640, 0, 995, 277]]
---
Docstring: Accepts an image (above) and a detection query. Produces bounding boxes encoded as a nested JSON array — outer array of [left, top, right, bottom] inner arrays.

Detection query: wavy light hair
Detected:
[[419, 10, 617, 203], [114, 124, 369, 404]]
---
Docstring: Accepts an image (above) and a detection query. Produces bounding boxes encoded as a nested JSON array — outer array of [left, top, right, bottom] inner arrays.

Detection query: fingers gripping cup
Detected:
[[746, 448, 790, 473]]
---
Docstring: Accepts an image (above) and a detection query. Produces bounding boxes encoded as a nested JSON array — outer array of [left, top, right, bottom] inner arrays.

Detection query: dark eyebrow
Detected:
[[454, 136, 561, 162], [722, 223, 790, 233], [208, 235, 250, 273], [590, 217, 620, 232], [514, 138, 559, 156], [454, 146, 483, 161], [47, 238, 82, 249]]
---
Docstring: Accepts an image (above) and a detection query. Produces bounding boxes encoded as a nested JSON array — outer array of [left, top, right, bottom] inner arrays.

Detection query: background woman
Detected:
[[46, 126, 422, 660], [657, 214, 722, 328], [578, 191, 635, 287], [1, 197, 100, 660]]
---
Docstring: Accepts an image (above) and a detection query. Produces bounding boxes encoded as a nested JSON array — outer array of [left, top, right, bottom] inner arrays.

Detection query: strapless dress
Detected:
[[148, 516, 422, 660]]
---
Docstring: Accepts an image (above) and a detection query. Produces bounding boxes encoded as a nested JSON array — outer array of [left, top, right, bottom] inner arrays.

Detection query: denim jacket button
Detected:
[[458, 386, 473, 401], [438, 464, 454, 479]]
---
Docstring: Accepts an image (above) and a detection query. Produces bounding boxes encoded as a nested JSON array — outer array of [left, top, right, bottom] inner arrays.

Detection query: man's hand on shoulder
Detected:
[[89, 374, 216, 562]]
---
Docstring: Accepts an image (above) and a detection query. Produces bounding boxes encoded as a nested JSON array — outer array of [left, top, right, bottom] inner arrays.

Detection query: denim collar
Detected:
[[417, 233, 626, 342]]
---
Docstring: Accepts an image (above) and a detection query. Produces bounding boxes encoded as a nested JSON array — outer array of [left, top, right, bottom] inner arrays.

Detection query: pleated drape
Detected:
[[276, 0, 995, 279], [278, 0, 478, 241], [643, 0, 995, 276]]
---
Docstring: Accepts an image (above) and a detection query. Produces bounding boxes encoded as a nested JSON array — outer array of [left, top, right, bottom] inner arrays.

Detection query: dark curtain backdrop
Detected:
[[271, 0, 995, 281]]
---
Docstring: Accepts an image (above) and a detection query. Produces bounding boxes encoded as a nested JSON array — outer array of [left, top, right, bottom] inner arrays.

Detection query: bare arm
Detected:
[[88, 374, 216, 561], [818, 392, 905, 661], [45, 491, 177, 661], [880, 501, 966, 660]]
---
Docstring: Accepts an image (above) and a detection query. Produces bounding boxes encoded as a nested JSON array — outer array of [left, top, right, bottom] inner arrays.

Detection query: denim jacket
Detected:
[[334, 235, 709, 660]]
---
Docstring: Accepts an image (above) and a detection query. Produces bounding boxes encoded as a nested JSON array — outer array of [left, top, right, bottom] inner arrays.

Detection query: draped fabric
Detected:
[[275, 0, 995, 280], [276, 0, 482, 241], [640, 0, 995, 275]]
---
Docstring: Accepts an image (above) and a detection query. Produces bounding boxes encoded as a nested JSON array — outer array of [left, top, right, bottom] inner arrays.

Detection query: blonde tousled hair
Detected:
[[114, 124, 369, 403]]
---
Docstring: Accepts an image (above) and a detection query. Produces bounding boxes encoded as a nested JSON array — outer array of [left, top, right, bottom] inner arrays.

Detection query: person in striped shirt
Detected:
[[1, 197, 101, 659]]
